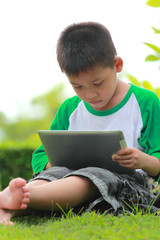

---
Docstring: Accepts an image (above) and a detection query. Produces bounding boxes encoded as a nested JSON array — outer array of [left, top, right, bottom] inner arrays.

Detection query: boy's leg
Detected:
[[27, 176, 99, 211], [0, 176, 99, 224]]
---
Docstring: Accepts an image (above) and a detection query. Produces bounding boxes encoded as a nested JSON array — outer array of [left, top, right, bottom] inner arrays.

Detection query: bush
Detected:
[[0, 147, 34, 189], [0, 135, 40, 189]]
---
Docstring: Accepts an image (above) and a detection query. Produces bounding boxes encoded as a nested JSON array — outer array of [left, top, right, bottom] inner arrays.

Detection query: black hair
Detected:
[[56, 22, 117, 76]]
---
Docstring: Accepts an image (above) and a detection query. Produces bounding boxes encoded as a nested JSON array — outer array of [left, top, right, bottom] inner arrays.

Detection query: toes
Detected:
[[14, 178, 26, 188], [0, 219, 14, 226], [23, 197, 30, 205], [9, 178, 26, 190], [20, 196, 30, 209], [23, 191, 30, 204], [20, 203, 28, 209], [9, 221, 14, 226], [22, 187, 29, 193], [23, 192, 30, 198], [22, 187, 29, 196]]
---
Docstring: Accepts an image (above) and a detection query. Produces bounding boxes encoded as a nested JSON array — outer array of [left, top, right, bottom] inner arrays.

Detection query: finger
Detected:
[[118, 159, 133, 165], [117, 148, 133, 156], [118, 159, 137, 169], [112, 154, 132, 161]]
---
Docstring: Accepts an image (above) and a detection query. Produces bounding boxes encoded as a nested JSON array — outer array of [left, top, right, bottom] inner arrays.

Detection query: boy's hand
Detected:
[[112, 147, 160, 177], [45, 162, 51, 170], [112, 148, 145, 170]]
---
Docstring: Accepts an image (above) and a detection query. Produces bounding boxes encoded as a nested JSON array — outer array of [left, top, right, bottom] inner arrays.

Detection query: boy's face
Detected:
[[68, 57, 123, 111]]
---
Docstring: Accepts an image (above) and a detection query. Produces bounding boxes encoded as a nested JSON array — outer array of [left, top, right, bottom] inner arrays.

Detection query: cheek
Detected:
[[73, 89, 84, 99], [98, 87, 106, 97]]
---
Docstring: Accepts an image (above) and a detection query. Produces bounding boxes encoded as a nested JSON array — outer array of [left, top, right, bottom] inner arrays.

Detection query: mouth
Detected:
[[89, 100, 102, 105]]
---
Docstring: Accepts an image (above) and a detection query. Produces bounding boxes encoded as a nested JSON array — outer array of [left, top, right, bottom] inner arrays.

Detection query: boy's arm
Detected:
[[32, 144, 50, 173], [113, 91, 160, 179], [45, 162, 51, 170], [112, 148, 160, 177]]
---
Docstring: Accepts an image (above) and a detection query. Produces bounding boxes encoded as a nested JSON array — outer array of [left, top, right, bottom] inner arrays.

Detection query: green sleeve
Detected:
[[31, 96, 81, 173], [137, 89, 160, 181], [139, 92, 160, 158]]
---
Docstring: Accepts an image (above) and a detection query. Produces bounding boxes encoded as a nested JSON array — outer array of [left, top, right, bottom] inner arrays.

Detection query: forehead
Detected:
[[68, 65, 114, 84]]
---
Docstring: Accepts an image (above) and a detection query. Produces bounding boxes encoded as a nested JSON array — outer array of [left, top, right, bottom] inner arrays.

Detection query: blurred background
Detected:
[[0, 0, 160, 188], [0, 0, 160, 144]]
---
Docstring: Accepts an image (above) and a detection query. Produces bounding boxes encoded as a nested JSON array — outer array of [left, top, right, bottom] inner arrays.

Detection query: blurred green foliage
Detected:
[[0, 82, 70, 189], [127, 74, 160, 99], [0, 0, 160, 190], [0, 147, 34, 189], [145, 0, 160, 66], [0, 82, 69, 142], [146, 0, 160, 7], [0, 135, 41, 189], [127, 0, 160, 93], [1, 1, 160, 143], [0, 134, 41, 150]]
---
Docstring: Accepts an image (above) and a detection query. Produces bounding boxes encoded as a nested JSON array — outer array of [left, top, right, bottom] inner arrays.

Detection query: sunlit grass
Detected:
[[0, 211, 160, 240]]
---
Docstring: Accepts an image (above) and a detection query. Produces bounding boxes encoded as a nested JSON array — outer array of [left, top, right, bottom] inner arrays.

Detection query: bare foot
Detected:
[[0, 178, 30, 210], [0, 209, 15, 225]]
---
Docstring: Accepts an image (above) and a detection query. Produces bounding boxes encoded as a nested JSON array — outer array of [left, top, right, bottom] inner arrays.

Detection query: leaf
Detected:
[[144, 42, 160, 54], [146, 0, 160, 7], [142, 80, 154, 91], [126, 74, 140, 86], [155, 88, 160, 99], [152, 27, 160, 34], [145, 54, 160, 61]]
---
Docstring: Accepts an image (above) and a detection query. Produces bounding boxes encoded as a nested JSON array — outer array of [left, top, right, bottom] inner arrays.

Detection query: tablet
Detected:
[[38, 130, 135, 174]]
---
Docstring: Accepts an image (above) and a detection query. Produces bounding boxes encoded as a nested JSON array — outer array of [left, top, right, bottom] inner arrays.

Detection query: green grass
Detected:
[[0, 211, 160, 240]]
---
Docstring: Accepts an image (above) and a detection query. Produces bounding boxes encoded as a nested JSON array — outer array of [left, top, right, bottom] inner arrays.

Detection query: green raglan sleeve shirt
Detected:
[[32, 96, 81, 173], [32, 84, 160, 180], [133, 86, 160, 160]]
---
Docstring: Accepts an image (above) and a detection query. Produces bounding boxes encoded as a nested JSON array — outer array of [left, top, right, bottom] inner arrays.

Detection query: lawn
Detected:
[[0, 211, 160, 240]]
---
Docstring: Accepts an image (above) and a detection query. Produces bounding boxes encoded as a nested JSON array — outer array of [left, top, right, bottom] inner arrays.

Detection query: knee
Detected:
[[69, 175, 99, 195]]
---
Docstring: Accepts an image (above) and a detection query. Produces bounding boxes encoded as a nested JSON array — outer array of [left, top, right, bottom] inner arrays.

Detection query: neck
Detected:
[[104, 80, 130, 110]]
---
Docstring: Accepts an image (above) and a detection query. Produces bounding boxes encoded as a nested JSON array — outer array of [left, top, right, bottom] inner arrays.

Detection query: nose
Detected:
[[85, 88, 97, 99]]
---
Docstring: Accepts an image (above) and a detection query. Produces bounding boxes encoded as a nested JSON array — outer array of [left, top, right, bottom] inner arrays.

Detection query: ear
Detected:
[[115, 57, 123, 73]]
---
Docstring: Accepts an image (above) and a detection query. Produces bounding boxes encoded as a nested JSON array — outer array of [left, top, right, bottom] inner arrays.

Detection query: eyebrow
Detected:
[[70, 82, 80, 85], [70, 78, 102, 85]]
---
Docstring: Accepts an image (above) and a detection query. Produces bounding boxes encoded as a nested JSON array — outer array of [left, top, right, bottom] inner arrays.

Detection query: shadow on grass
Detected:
[[13, 211, 61, 226]]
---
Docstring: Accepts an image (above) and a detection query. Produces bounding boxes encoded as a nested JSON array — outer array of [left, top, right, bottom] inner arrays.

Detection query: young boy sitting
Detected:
[[0, 22, 160, 225]]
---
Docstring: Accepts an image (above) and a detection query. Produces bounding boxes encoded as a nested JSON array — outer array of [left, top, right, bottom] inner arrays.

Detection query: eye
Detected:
[[93, 81, 104, 86], [74, 85, 82, 89]]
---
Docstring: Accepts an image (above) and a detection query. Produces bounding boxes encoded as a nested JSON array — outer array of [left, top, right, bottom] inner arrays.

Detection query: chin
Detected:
[[91, 105, 105, 111]]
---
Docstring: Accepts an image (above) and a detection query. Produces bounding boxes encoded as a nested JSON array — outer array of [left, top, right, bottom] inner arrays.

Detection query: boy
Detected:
[[0, 22, 160, 225]]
